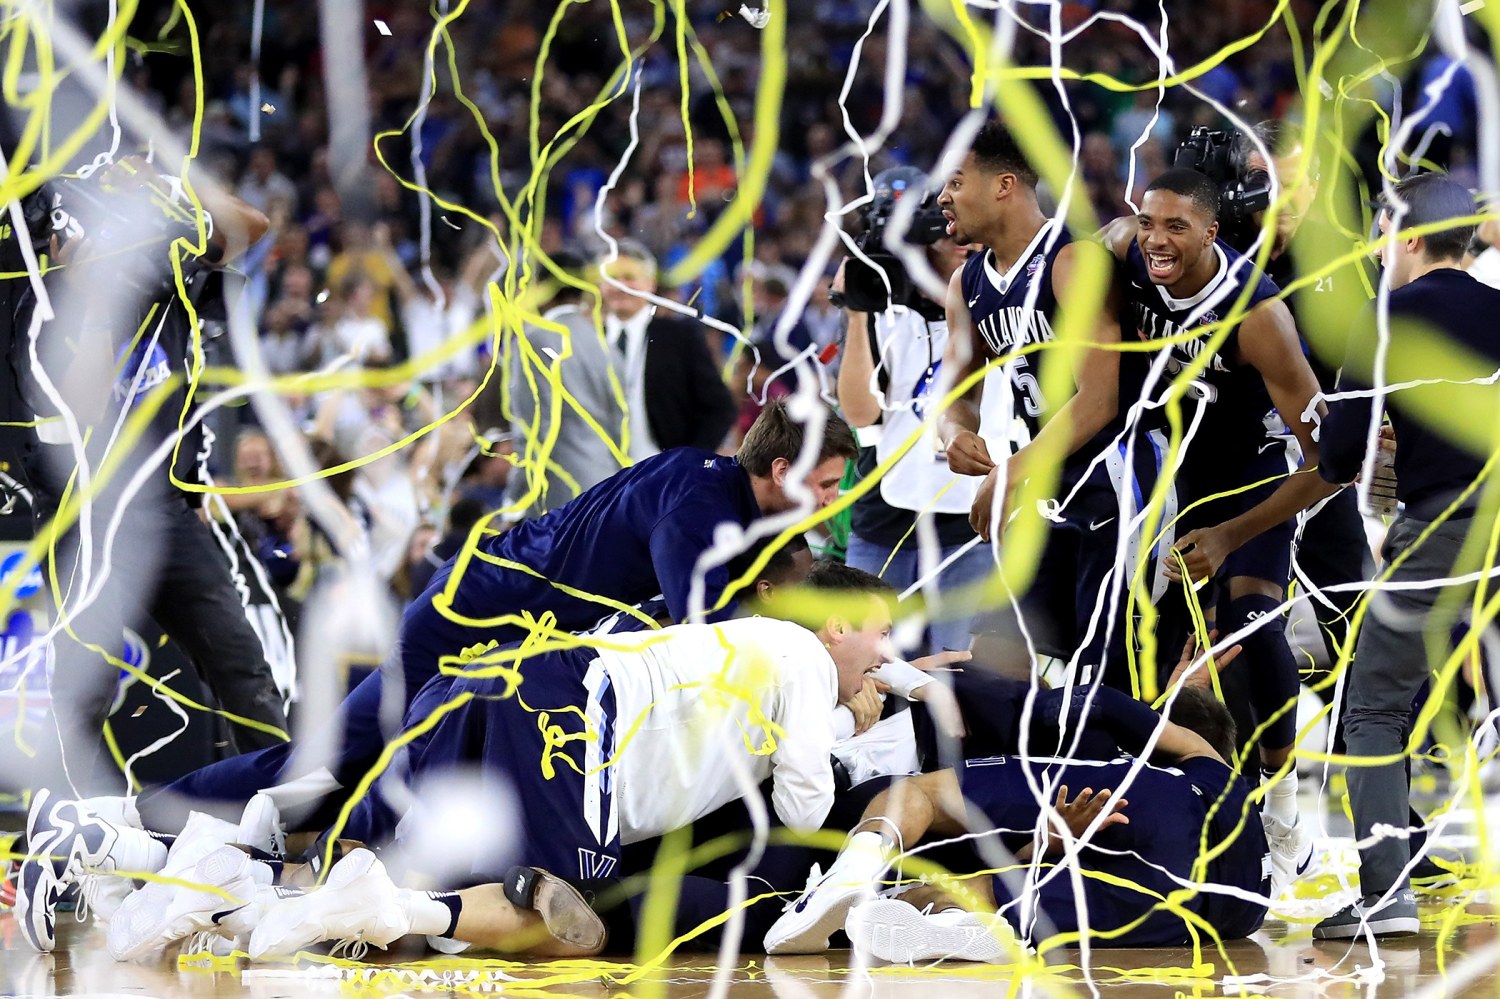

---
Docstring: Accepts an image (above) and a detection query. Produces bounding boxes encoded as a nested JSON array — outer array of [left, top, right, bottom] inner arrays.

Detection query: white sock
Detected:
[[829, 831, 891, 885], [1263, 767, 1299, 824], [398, 889, 461, 936], [248, 860, 276, 886], [112, 826, 170, 874]]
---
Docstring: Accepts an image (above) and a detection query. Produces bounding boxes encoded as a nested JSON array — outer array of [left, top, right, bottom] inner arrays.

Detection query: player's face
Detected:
[[937, 153, 995, 247], [1136, 189, 1217, 288], [1374, 211, 1417, 290], [829, 597, 896, 701], [1248, 148, 1316, 257], [600, 256, 655, 319]]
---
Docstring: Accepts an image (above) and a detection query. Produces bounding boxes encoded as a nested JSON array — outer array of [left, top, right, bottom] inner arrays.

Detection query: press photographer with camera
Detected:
[[834, 167, 990, 654]]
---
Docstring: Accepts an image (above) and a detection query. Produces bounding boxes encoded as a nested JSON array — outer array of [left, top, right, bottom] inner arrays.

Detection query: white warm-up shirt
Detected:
[[599, 617, 839, 844]]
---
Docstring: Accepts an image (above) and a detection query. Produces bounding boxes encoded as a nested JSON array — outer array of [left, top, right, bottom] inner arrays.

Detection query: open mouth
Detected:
[[1145, 251, 1177, 282], [943, 210, 957, 237]]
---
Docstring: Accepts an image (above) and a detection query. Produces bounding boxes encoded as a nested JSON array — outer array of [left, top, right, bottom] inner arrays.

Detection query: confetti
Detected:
[[738, 3, 770, 28], [374, 18, 391, 35]]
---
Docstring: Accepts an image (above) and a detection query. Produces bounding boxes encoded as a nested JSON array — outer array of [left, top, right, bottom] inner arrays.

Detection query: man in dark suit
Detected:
[[599, 241, 737, 458]]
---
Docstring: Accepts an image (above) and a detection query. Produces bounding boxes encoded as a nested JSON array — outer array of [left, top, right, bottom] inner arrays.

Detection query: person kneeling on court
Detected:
[[763, 665, 1270, 961]]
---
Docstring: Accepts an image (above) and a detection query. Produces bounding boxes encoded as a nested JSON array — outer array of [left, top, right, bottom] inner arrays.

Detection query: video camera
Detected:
[[1173, 127, 1273, 253], [837, 167, 948, 321]]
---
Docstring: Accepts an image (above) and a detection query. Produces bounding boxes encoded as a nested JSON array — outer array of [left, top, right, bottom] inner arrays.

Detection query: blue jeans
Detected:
[[845, 532, 993, 655]]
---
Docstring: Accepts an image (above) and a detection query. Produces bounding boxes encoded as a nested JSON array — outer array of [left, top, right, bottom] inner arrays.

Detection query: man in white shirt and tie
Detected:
[[598, 241, 738, 458]]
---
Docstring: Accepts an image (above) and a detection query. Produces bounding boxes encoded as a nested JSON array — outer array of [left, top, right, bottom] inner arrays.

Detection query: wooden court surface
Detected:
[[0, 917, 1493, 997]]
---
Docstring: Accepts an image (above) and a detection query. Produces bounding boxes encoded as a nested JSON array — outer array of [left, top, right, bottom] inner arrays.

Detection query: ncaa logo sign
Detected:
[[0, 552, 43, 600]]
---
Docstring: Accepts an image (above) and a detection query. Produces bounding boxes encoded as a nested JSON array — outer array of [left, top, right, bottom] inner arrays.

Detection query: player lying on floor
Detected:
[[763, 644, 1271, 960]]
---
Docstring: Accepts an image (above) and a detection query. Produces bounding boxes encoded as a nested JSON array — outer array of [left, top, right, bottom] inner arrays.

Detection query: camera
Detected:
[[838, 167, 948, 321], [1173, 127, 1273, 253]]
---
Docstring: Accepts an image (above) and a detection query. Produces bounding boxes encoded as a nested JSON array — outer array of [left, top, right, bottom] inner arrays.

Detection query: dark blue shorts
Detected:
[[954, 756, 1263, 947], [395, 646, 620, 886], [1181, 444, 1296, 586], [1013, 429, 1179, 687]]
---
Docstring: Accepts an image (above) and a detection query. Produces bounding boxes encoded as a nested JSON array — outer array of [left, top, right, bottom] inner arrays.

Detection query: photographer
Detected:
[[835, 168, 989, 654], [10, 155, 289, 797]]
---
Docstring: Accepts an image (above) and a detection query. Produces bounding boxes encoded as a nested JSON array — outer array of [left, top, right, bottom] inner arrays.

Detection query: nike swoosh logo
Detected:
[[968, 296, 981, 308], [1259, 441, 1282, 454], [1089, 517, 1115, 531], [1295, 850, 1313, 876], [794, 893, 813, 913]]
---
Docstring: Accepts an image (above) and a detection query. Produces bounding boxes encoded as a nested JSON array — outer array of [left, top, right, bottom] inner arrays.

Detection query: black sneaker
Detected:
[[502, 866, 608, 952], [1312, 890, 1419, 940]]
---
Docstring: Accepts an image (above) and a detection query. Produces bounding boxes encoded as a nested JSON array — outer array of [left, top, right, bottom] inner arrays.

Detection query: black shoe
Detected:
[[502, 866, 608, 951]]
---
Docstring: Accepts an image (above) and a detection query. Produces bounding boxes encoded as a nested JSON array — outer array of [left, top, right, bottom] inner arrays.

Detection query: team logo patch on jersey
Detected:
[[1199, 310, 1219, 328], [1025, 253, 1044, 278]]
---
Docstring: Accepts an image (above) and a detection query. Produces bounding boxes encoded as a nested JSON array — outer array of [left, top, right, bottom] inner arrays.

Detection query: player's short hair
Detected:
[[737, 400, 858, 478], [805, 558, 894, 596], [804, 558, 897, 626], [971, 120, 1038, 188], [1163, 687, 1238, 765], [1382, 172, 1478, 262], [1235, 119, 1321, 178], [1145, 168, 1221, 222]]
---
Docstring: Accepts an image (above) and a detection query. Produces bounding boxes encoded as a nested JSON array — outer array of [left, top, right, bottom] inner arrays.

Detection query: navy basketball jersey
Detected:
[[960, 222, 1071, 449], [1123, 239, 1282, 485]]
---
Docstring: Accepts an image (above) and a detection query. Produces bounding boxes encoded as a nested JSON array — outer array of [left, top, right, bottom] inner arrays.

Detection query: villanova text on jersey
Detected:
[[1122, 238, 1282, 479], [959, 221, 1071, 436]]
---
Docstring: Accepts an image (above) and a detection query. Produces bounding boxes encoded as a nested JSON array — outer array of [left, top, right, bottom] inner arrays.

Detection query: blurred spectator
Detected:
[[1467, 203, 1500, 290], [313, 275, 392, 368], [1110, 89, 1178, 156], [237, 144, 298, 217], [735, 261, 816, 434], [505, 254, 628, 516], [325, 221, 398, 330]]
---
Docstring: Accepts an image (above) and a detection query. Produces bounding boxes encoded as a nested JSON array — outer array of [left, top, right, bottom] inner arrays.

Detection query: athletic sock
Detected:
[[829, 830, 892, 885], [399, 889, 463, 937], [247, 860, 277, 887], [1262, 766, 1299, 824]]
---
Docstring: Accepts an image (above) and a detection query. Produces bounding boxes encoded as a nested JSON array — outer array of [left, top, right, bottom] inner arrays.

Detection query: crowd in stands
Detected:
[[114, 0, 1482, 619]]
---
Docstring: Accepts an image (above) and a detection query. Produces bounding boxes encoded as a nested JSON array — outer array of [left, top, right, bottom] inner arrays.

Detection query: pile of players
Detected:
[[15, 118, 1494, 963]]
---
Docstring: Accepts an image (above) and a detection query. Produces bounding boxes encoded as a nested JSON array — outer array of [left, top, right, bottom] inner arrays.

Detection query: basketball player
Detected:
[[764, 645, 1268, 957], [1100, 168, 1339, 893], [936, 120, 1175, 692]]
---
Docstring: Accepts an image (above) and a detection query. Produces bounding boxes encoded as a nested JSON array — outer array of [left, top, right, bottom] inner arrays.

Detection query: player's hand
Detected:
[[1164, 526, 1236, 585], [842, 675, 884, 735], [1378, 423, 1396, 453], [1165, 630, 1243, 691], [1044, 785, 1128, 854], [910, 649, 971, 672], [969, 466, 1003, 541], [946, 430, 994, 476]]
